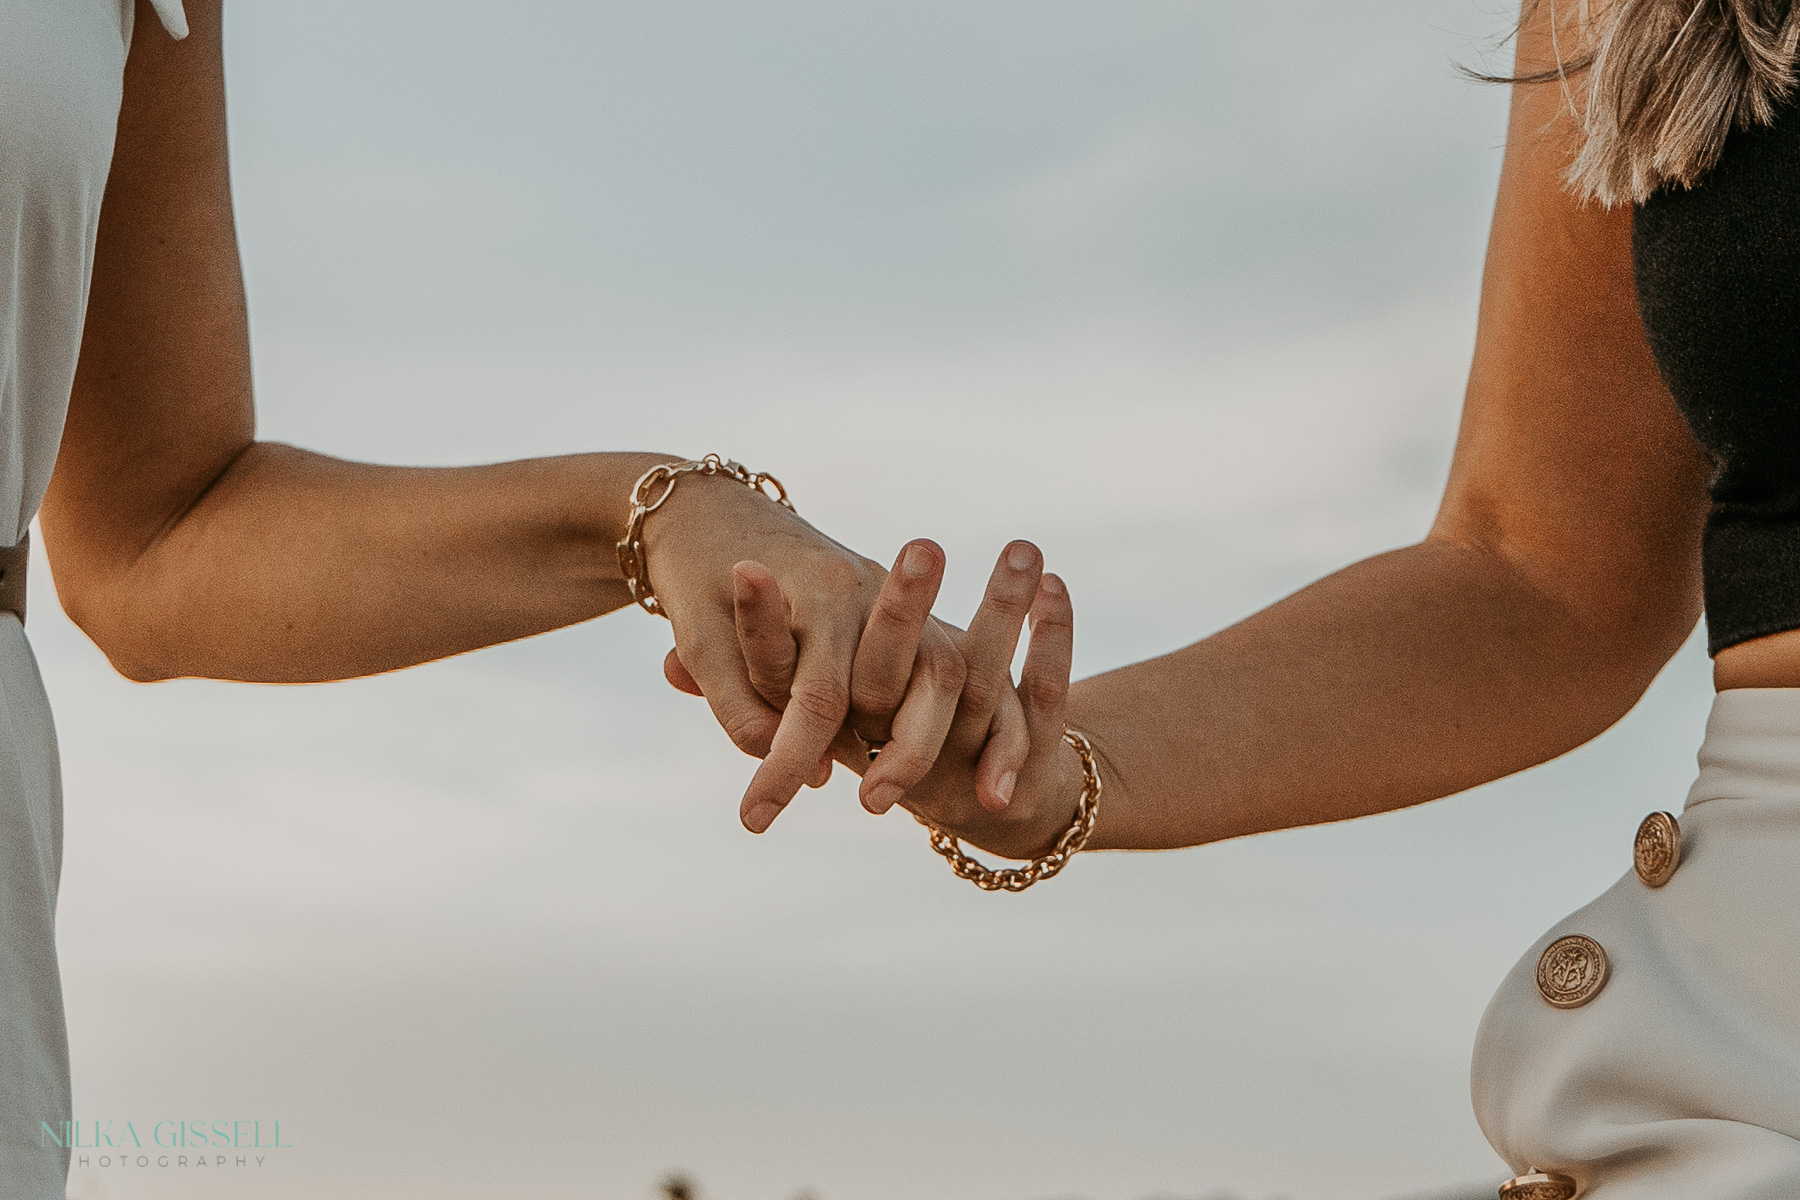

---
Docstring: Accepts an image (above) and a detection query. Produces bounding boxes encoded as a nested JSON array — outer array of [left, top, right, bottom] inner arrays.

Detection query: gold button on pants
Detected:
[[1634, 810, 1682, 887], [1536, 935, 1609, 1009]]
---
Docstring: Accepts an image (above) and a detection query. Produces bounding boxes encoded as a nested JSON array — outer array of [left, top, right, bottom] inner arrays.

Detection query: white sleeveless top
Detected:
[[0, 3, 185, 1194], [0, 0, 184, 542]]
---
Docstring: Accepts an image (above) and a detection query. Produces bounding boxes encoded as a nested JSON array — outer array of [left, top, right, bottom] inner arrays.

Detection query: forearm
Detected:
[[56, 443, 678, 683], [1064, 537, 1695, 853]]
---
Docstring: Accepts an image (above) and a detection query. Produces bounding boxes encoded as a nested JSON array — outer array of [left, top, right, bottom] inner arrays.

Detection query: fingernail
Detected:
[[1041, 573, 1065, 596], [1006, 543, 1037, 571], [995, 771, 1017, 807], [865, 783, 903, 814], [745, 802, 781, 833], [902, 543, 932, 577]]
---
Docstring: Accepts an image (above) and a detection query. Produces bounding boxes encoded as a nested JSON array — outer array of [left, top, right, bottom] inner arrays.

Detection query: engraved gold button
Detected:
[[1633, 811, 1681, 887], [1536, 935, 1610, 1008], [1499, 1170, 1576, 1200]]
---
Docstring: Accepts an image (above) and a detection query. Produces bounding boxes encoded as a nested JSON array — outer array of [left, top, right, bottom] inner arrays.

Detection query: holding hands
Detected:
[[627, 459, 968, 832], [652, 471, 1094, 869]]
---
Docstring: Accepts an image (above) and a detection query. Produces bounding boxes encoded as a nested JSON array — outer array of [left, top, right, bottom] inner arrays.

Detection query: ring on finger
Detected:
[[862, 737, 889, 763]]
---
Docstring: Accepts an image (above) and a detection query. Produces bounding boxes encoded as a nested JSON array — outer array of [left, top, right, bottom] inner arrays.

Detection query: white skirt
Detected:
[[1472, 688, 1800, 1197]]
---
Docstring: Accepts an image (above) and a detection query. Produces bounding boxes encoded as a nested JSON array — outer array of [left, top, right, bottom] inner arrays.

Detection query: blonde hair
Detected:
[[1505, 0, 1800, 204]]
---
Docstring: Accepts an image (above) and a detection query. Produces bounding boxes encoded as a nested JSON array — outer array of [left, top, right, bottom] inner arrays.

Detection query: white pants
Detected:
[[1472, 689, 1800, 1197]]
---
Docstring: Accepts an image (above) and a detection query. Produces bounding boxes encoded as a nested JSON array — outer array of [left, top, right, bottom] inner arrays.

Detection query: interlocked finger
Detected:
[[733, 561, 798, 708], [848, 540, 945, 749], [858, 619, 966, 815], [950, 540, 1044, 755], [1017, 572, 1075, 775], [739, 620, 857, 833], [972, 687, 1029, 812]]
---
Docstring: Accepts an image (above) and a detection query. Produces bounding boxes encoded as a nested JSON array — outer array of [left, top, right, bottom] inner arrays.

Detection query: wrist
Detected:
[[621, 455, 806, 617], [913, 730, 1102, 891], [638, 469, 775, 555], [546, 452, 683, 573]]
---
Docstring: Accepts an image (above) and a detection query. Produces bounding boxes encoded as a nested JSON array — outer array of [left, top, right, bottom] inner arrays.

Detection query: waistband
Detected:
[[1685, 688, 1800, 809]]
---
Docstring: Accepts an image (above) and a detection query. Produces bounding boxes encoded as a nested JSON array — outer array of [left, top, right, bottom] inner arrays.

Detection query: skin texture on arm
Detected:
[[813, 2, 1714, 861], [41, 0, 972, 830]]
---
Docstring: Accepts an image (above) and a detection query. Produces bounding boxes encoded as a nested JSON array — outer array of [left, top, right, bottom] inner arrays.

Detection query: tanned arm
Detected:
[[40, 0, 971, 833], [889, 2, 1713, 859]]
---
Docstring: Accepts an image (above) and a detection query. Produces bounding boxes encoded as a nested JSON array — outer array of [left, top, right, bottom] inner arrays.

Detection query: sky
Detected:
[[45, 2, 1719, 1199]]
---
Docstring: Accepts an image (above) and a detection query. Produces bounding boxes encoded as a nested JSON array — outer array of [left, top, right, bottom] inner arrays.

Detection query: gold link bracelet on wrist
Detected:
[[616, 454, 795, 617], [918, 729, 1102, 892]]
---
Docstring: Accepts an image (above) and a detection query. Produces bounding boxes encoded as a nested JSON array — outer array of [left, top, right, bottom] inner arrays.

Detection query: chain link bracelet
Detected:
[[616, 454, 796, 617], [918, 729, 1102, 892]]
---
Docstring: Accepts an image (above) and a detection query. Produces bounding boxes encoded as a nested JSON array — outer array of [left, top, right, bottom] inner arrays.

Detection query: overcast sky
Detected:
[[47, 4, 1717, 1199]]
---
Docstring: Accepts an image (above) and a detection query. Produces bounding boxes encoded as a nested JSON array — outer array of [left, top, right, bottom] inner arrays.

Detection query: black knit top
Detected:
[[1634, 103, 1800, 654]]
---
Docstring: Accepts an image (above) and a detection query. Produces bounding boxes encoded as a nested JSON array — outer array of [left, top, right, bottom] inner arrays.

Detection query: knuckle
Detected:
[[958, 671, 1008, 715], [1021, 673, 1067, 712], [742, 650, 793, 686], [747, 665, 792, 695], [745, 644, 795, 676], [871, 589, 923, 630], [789, 675, 851, 726], [851, 677, 906, 717], [921, 642, 967, 689], [983, 591, 1032, 621], [720, 709, 776, 757]]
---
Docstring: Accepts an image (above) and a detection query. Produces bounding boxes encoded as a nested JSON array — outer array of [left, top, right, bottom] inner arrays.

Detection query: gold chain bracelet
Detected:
[[616, 455, 795, 617], [918, 729, 1102, 892]]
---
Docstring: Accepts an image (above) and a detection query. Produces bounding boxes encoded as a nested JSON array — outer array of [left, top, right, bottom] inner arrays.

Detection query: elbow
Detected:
[[75, 619, 179, 685], [1423, 526, 1703, 747], [1520, 576, 1702, 750], [53, 573, 181, 684], [1565, 575, 1703, 707]]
